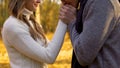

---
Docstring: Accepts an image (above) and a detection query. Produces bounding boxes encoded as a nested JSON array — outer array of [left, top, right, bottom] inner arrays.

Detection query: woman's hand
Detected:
[[59, 4, 76, 25]]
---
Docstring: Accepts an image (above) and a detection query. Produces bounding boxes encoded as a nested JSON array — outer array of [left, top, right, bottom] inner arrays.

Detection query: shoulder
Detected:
[[85, 0, 120, 19], [2, 16, 29, 35], [83, 0, 115, 18], [85, 0, 117, 9], [3, 16, 24, 28]]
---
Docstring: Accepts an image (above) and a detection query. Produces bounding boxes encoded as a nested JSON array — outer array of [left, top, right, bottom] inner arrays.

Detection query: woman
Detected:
[[60, 0, 120, 68], [1, 0, 75, 68]]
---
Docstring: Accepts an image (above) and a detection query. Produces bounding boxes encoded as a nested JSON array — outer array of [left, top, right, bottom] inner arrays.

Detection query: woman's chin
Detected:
[[33, 8, 37, 11], [33, 6, 38, 11], [31, 7, 37, 12]]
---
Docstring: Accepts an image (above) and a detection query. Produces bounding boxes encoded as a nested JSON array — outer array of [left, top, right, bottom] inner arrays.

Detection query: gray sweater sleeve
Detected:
[[68, 0, 115, 66]]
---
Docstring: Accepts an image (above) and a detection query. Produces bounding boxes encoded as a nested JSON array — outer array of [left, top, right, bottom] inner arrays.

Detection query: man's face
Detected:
[[61, 0, 78, 8]]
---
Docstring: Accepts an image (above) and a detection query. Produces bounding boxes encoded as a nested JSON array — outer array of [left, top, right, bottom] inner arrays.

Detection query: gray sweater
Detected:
[[68, 0, 120, 68]]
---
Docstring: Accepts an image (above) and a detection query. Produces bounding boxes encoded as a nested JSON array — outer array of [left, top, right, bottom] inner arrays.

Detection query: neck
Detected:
[[22, 8, 33, 20]]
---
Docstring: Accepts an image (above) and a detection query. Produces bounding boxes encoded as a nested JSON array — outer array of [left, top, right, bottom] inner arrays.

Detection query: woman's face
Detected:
[[25, 0, 40, 11]]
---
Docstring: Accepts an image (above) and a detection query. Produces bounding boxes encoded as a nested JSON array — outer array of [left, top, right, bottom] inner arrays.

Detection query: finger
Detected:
[[62, 5, 70, 11], [59, 12, 75, 24], [59, 6, 63, 12], [59, 11, 68, 19], [66, 4, 75, 9], [59, 10, 66, 17], [60, 6, 69, 16], [59, 15, 65, 20], [59, 8, 68, 19], [62, 5, 76, 15], [59, 11, 64, 17], [60, 8, 74, 20], [59, 15, 68, 23], [60, 5, 76, 20], [65, 4, 76, 14]]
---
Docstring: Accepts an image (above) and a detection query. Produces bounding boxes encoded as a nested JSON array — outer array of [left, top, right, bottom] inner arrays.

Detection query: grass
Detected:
[[0, 32, 73, 68]]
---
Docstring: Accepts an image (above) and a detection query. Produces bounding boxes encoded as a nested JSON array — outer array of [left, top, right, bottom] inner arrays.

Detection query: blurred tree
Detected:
[[0, 0, 9, 38], [40, 0, 60, 33], [0, 0, 9, 27], [35, 5, 41, 24]]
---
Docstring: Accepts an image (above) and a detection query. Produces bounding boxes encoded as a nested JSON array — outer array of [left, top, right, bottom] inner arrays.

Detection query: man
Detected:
[[61, 0, 88, 67], [62, 0, 87, 68], [60, 0, 120, 68]]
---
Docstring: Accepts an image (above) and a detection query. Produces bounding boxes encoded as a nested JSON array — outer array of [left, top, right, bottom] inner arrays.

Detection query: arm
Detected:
[[68, 0, 115, 66], [6, 19, 67, 64]]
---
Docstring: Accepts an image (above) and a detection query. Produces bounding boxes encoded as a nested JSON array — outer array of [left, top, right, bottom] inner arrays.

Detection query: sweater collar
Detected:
[[22, 8, 33, 20]]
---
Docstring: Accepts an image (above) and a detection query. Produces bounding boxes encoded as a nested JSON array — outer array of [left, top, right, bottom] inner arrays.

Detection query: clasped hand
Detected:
[[59, 4, 76, 25]]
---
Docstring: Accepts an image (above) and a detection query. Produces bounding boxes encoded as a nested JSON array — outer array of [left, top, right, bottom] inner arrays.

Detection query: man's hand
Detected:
[[59, 5, 76, 25]]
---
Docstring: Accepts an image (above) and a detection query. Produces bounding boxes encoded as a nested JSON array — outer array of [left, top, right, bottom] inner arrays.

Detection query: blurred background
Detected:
[[0, 0, 73, 68]]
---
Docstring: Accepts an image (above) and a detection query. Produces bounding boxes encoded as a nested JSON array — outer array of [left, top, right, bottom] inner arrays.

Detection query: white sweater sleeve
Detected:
[[6, 19, 67, 64]]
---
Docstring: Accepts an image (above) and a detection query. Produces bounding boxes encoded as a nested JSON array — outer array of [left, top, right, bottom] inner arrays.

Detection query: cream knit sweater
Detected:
[[1, 9, 67, 68]]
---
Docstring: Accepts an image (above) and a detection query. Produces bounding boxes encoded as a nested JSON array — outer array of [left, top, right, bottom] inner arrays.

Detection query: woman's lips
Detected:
[[34, 3, 38, 7]]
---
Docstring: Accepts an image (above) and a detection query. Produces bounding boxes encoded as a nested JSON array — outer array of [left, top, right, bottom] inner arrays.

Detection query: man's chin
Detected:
[[61, 0, 77, 8]]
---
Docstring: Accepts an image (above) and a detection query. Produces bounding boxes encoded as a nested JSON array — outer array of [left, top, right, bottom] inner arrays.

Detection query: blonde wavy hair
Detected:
[[8, 0, 47, 44]]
